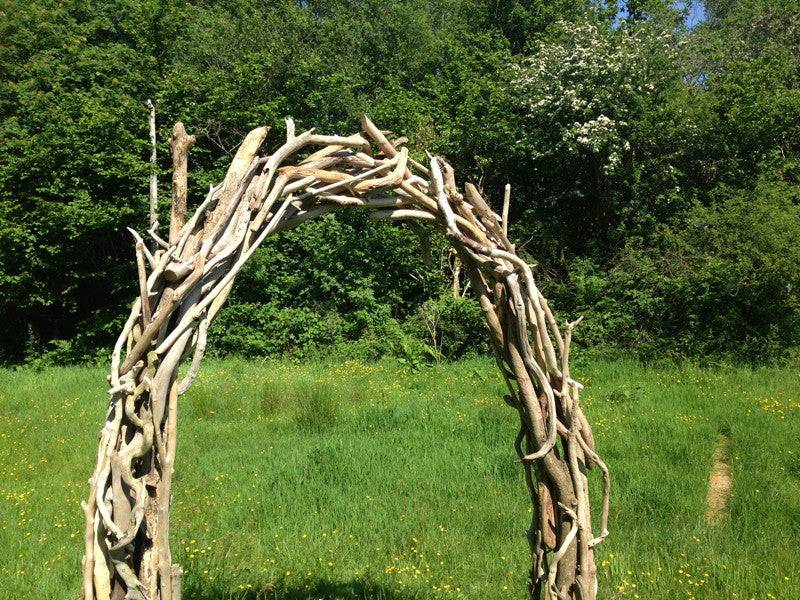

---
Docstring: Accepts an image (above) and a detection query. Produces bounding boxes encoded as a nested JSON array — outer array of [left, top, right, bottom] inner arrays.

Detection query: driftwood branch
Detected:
[[169, 122, 195, 244], [502, 183, 511, 237], [146, 99, 158, 235]]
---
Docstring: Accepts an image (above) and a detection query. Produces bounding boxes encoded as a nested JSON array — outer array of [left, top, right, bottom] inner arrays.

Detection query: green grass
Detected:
[[1, 355, 798, 599]]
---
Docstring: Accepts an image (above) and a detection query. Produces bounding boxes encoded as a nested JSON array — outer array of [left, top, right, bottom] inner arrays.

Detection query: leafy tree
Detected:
[[562, 181, 800, 361], [0, 0, 157, 361], [511, 16, 685, 257], [1, 0, 798, 363]]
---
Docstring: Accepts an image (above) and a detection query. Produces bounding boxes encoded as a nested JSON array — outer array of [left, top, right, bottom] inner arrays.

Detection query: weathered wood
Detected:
[[168, 122, 195, 244], [146, 100, 158, 235], [81, 116, 607, 600], [502, 183, 511, 237]]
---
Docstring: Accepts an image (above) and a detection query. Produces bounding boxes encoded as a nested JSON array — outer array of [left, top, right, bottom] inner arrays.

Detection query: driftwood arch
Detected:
[[80, 116, 609, 600]]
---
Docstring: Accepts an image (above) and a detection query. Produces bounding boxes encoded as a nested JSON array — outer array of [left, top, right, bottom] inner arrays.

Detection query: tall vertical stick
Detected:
[[169, 122, 195, 244], [146, 100, 158, 234], [502, 183, 511, 237]]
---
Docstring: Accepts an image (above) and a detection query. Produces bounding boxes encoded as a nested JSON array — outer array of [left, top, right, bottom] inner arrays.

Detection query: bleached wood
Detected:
[[502, 183, 511, 237], [81, 115, 606, 600], [146, 100, 158, 235], [168, 122, 195, 244]]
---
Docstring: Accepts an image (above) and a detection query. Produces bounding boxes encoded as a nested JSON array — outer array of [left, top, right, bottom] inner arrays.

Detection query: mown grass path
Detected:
[[1, 356, 798, 599]]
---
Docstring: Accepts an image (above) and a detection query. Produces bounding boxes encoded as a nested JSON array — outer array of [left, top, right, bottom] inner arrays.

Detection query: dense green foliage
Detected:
[[0, 0, 798, 364], [2, 357, 799, 597]]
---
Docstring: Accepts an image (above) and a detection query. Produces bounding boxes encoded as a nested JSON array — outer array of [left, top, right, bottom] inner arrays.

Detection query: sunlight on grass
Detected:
[[0, 356, 798, 599]]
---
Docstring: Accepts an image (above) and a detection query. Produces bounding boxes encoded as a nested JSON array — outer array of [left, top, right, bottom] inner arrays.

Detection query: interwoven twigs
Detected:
[[80, 116, 609, 600]]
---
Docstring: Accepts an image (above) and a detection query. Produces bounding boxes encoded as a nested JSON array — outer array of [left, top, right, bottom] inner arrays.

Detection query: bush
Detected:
[[555, 181, 800, 362], [409, 294, 487, 361], [210, 302, 346, 358]]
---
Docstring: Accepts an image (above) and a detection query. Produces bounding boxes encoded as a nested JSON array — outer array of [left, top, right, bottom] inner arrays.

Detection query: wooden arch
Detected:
[[80, 116, 609, 600]]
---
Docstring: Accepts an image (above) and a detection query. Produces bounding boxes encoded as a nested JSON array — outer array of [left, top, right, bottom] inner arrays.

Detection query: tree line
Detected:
[[1, 0, 798, 365]]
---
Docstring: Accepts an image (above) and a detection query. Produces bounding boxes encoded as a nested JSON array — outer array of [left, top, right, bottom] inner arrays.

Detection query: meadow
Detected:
[[0, 354, 798, 599]]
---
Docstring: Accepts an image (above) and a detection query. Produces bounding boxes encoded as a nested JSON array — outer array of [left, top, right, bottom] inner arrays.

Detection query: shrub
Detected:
[[555, 181, 800, 362], [409, 294, 487, 361], [210, 302, 346, 358]]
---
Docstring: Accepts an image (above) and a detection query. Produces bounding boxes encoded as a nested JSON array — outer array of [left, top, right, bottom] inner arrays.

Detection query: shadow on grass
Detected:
[[183, 577, 418, 600]]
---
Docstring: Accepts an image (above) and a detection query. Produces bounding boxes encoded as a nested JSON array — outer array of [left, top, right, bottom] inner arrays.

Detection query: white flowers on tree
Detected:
[[513, 20, 676, 175]]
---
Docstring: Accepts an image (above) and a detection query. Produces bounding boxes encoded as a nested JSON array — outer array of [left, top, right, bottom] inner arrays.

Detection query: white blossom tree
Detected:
[[513, 20, 678, 175], [510, 18, 682, 248]]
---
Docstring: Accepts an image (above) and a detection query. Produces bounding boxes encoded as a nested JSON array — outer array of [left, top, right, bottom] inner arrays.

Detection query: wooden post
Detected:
[[451, 250, 462, 298], [169, 122, 195, 244], [146, 100, 158, 235], [502, 183, 511, 237]]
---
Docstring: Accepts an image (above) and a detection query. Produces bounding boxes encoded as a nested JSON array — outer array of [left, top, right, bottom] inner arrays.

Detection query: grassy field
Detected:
[[0, 354, 798, 599]]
